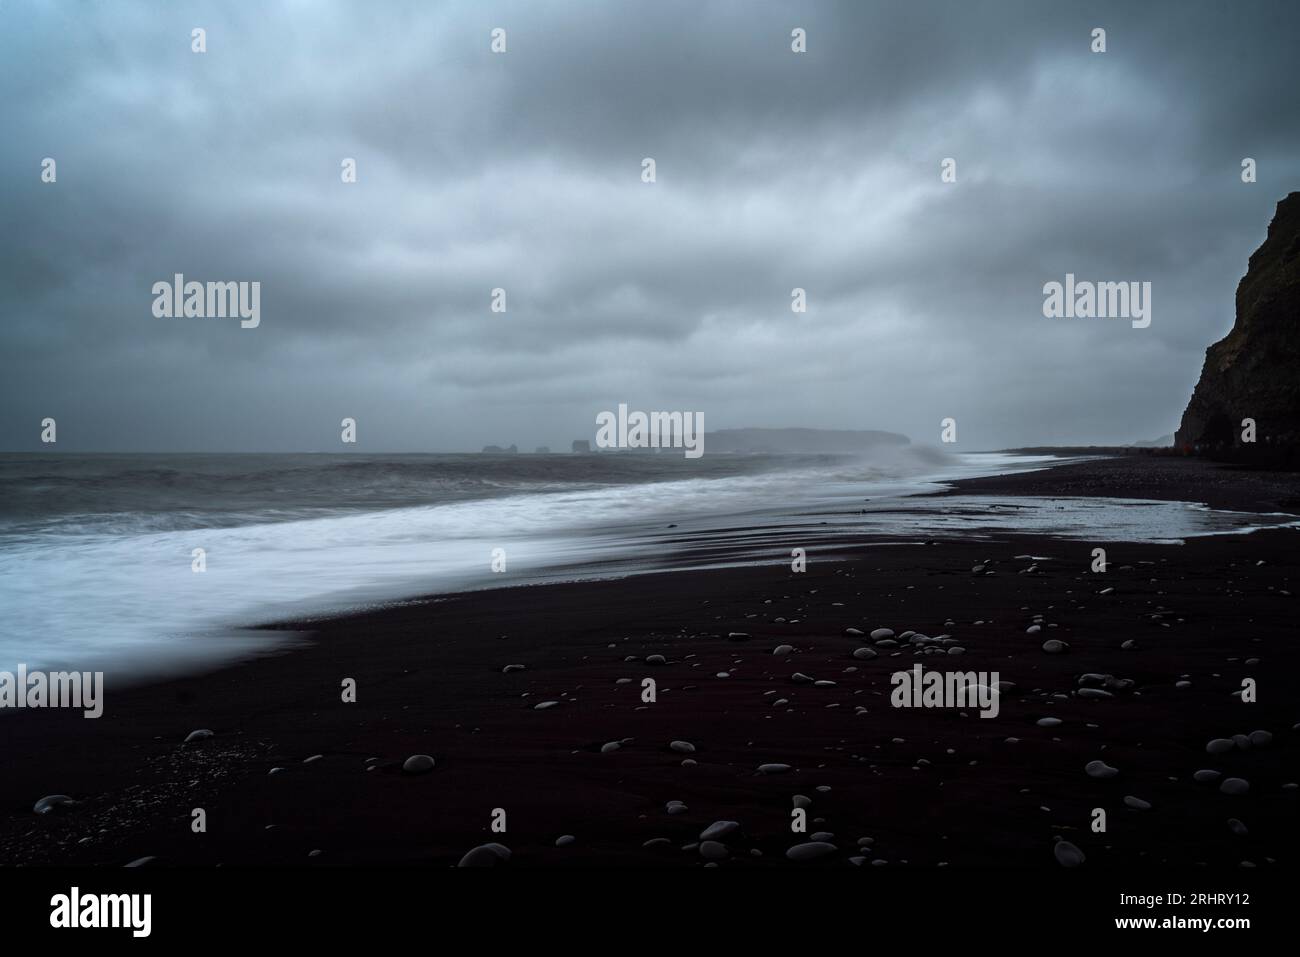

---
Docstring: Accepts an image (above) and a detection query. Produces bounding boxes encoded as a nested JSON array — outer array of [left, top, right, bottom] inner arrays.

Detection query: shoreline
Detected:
[[2, 455, 1297, 868]]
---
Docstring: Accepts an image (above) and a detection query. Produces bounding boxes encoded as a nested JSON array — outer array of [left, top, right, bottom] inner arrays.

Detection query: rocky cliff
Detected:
[[1175, 192, 1300, 457]]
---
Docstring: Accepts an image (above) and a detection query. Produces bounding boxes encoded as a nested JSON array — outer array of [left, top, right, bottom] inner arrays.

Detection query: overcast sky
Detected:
[[3, 0, 1298, 452]]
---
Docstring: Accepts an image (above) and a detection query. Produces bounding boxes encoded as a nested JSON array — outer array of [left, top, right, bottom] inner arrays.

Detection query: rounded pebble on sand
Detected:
[[786, 841, 837, 862], [1219, 777, 1250, 796], [1123, 795, 1152, 810], [1054, 841, 1086, 868], [669, 740, 696, 753], [1085, 759, 1118, 779], [402, 754, 436, 774], [700, 821, 740, 842], [533, 700, 560, 710], [1037, 717, 1063, 728], [757, 763, 792, 774], [183, 729, 214, 744], [1042, 639, 1068, 654], [870, 628, 894, 641], [555, 835, 576, 847], [457, 843, 511, 867], [1193, 770, 1222, 784], [33, 795, 77, 815], [699, 840, 729, 861], [773, 645, 793, 656], [1206, 738, 1234, 754]]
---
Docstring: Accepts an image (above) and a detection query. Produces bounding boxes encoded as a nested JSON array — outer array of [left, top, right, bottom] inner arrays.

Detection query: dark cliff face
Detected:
[[1175, 193, 1300, 455]]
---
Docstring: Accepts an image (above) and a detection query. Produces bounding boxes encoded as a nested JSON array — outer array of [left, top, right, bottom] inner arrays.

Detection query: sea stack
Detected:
[[1175, 192, 1300, 458]]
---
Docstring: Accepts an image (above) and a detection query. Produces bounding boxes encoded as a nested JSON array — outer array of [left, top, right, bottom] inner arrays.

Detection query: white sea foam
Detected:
[[0, 452, 1293, 676]]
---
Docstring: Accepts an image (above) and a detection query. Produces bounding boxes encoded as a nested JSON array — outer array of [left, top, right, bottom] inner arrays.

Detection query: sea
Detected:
[[1, 449, 1295, 676]]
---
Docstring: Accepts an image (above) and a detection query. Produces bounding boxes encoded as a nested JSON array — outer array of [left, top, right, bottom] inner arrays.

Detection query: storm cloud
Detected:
[[3, 0, 1299, 451]]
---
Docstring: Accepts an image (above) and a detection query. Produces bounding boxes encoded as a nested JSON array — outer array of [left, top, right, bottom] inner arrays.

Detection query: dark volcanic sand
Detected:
[[2, 456, 1297, 868]]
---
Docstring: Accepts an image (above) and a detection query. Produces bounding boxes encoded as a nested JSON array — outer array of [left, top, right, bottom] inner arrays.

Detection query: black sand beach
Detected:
[[2, 455, 1296, 870]]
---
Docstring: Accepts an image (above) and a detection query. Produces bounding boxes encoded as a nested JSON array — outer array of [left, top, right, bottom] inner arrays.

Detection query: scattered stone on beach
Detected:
[[870, 628, 894, 641], [792, 794, 811, 809], [303, 754, 323, 764], [642, 838, 672, 849], [666, 801, 688, 815], [1248, 730, 1273, 747], [727, 632, 751, 641], [852, 646, 878, 660], [773, 644, 793, 656], [646, 655, 667, 665], [458, 843, 511, 867], [1054, 840, 1086, 868], [791, 672, 814, 683], [33, 795, 77, 815], [124, 857, 157, 868], [1124, 795, 1152, 810], [757, 763, 792, 774], [1219, 777, 1250, 796], [843, 628, 864, 637], [502, 664, 525, 674], [1193, 770, 1222, 784], [268, 767, 286, 775], [1228, 818, 1249, 837], [1042, 639, 1068, 654], [183, 729, 214, 744], [786, 841, 837, 862], [555, 835, 576, 847], [600, 741, 621, 753], [1120, 639, 1137, 650], [402, 754, 436, 774], [1085, 760, 1118, 779], [1027, 625, 1042, 635], [669, 740, 696, 753], [1206, 738, 1234, 755], [533, 700, 560, 710], [700, 821, 740, 842], [1037, 717, 1063, 728]]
